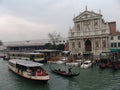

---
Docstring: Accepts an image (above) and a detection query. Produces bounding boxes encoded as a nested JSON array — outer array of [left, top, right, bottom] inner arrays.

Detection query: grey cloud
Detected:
[[0, 0, 120, 41]]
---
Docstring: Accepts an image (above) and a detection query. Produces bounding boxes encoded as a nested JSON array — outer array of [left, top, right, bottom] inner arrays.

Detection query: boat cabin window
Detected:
[[9, 62, 16, 67], [35, 54, 44, 58], [27, 67, 44, 73], [15, 64, 28, 71], [30, 55, 35, 60]]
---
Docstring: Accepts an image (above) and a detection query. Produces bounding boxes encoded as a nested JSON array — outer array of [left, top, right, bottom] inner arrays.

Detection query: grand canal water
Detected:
[[0, 59, 120, 90]]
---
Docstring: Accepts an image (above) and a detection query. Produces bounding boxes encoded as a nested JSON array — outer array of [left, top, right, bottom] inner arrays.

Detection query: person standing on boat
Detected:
[[68, 67, 72, 74]]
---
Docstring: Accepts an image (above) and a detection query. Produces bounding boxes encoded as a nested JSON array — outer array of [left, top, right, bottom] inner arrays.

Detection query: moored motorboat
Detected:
[[56, 58, 67, 64], [111, 62, 120, 70], [99, 63, 108, 69], [66, 62, 79, 66], [8, 59, 50, 82], [80, 60, 92, 69], [8, 52, 47, 63]]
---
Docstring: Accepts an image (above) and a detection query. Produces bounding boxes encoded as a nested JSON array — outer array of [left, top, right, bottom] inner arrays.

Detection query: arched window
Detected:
[[85, 39, 92, 51]]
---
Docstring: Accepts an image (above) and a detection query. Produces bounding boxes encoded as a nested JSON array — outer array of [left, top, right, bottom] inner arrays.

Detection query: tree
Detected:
[[56, 44, 65, 50], [43, 43, 52, 49], [48, 32, 61, 45], [43, 43, 57, 50]]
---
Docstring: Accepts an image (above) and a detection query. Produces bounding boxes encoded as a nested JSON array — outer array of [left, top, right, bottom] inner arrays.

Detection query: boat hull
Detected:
[[51, 69, 79, 77], [33, 59, 47, 63], [80, 61, 92, 69]]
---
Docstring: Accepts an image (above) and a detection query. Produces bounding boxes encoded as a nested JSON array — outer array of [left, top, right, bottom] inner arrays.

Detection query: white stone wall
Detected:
[[69, 10, 110, 56], [110, 35, 120, 48]]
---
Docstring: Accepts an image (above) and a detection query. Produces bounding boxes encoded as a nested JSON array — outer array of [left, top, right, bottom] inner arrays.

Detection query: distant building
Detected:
[[47, 37, 69, 50], [68, 8, 120, 58], [0, 40, 4, 51], [110, 35, 120, 52], [4, 39, 49, 52], [0, 40, 6, 57], [54, 38, 68, 45], [64, 40, 69, 51], [3, 38, 69, 52], [53, 37, 69, 50]]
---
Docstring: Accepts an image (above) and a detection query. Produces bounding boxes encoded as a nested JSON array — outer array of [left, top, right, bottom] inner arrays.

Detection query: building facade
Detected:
[[4, 39, 49, 52], [68, 9, 111, 57], [3, 38, 69, 52]]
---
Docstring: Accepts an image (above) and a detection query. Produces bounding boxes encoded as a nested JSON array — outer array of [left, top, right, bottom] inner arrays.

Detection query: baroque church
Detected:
[[68, 8, 116, 58]]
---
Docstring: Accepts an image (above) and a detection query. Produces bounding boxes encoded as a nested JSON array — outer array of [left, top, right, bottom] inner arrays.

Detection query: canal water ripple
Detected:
[[0, 59, 120, 90]]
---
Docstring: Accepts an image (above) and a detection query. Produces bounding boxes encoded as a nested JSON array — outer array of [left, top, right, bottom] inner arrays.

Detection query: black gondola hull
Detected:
[[51, 69, 79, 77]]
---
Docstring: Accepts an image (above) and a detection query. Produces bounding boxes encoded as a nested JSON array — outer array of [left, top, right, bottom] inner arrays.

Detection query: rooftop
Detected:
[[9, 59, 43, 67]]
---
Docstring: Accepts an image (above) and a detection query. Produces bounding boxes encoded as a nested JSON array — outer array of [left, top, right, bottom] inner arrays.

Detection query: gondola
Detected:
[[51, 68, 80, 77], [99, 63, 108, 69]]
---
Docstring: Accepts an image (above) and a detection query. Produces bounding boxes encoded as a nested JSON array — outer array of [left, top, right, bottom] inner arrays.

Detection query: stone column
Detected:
[[81, 39, 84, 55], [92, 20, 94, 35], [101, 37, 103, 52], [92, 38, 95, 54], [99, 18, 102, 30]]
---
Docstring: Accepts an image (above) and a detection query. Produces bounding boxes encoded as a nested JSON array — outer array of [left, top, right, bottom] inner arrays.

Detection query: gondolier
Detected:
[[68, 67, 72, 74]]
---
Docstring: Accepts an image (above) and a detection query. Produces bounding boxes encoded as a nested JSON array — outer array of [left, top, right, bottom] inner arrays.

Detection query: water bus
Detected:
[[8, 52, 46, 63], [99, 52, 120, 70], [8, 59, 50, 82]]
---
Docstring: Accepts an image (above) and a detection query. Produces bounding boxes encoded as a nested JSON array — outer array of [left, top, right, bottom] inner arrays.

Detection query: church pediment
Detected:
[[73, 10, 102, 22]]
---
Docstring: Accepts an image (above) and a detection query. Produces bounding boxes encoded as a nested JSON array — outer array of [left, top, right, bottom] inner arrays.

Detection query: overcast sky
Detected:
[[0, 0, 120, 42]]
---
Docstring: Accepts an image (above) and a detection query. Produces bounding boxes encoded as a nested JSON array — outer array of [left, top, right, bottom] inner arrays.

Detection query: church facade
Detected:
[[68, 9, 111, 57]]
